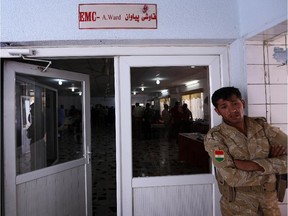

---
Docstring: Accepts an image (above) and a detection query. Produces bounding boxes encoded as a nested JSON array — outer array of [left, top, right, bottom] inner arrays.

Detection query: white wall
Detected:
[[228, 0, 287, 100], [246, 34, 288, 133], [237, 0, 287, 37], [228, 39, 248, 101], [2, 0, 286, 44], [1, 0, 238, 44]]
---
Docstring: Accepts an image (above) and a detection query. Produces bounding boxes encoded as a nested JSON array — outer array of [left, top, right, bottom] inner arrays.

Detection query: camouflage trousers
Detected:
[[220, 190, 281, 216]]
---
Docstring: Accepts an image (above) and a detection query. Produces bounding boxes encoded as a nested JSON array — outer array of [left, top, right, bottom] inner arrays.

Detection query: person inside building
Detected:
[[204, 86, 287, 216], [169, 101, 182, 141], [181, 103, 193, 133], [143, 103, 154, 140], [161, 104, 171, 138], [132, 102, 145, 139]]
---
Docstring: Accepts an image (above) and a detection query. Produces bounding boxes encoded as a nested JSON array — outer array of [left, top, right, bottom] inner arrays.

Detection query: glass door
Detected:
[[119, 55, 222, 216], [3, 61, 92, 216]]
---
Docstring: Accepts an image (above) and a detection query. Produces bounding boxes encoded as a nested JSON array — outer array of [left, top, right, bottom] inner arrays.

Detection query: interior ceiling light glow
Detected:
[[58, 80, 63, 85], [156, 79, 160, 85], [185, 80, 199, 86], [71, 83, 75, 92], [141, 87, 144, 91]]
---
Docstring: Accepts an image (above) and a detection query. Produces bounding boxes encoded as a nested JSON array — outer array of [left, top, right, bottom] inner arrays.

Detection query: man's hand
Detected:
[[234, 160, 265, 172], [270, 145, 286, 157]]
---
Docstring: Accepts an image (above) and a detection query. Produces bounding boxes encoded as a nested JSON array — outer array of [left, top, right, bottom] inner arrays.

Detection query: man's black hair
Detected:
[[212, 87, 242, 108]]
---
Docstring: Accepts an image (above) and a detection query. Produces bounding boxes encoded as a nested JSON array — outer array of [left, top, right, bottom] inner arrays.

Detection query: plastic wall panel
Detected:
[[16, 166, 86, 216], [133, 184, 213, 216]]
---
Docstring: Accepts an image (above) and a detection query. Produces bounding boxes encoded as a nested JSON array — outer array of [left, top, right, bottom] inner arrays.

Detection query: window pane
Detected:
[[16, 74, 83, 174], [131, 66, 211, 177]]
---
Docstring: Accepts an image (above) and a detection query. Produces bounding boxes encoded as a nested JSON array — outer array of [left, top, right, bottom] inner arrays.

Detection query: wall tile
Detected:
[[270, 104, 288, 123], [268, 65, 288, 84], [247, 85, 266, 104], [246, 41, 263, 46], [247, 65, 265, 84], [246, 45, 264, 65], [247, 104, 267, 118], [266, 45, 287, 65], [268, 34, 287, 45], [246, 30, 287, 135], [269, 85, 288, 104]]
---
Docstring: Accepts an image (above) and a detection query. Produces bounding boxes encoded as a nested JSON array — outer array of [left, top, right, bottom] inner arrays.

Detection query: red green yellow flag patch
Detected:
[[214, 150, 225, 162]]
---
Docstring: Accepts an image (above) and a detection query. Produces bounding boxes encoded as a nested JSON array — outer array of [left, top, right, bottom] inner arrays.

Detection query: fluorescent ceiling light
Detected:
[[185, 80, 199, 86]]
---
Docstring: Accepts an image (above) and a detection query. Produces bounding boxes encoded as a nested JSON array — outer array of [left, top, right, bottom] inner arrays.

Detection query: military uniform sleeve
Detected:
[[204, 129, 269, 187], [252, 123, 287, 175]]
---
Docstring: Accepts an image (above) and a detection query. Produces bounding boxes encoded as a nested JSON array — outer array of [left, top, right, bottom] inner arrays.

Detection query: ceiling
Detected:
[[13, 58, 208, 98], [130, 66, 208, 97]]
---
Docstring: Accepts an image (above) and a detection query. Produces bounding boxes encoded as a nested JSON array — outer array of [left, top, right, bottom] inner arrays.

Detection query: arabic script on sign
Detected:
[[79, 4, 157, 29]]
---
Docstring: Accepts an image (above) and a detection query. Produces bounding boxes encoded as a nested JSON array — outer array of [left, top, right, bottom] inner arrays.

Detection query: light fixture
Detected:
[[79, 92, 82, 96], [161, 89, 168, 94], [133, 91, 136, 95], [71, 83, 75, 92], [140, 83, 145, 91], [156, 79, 160, 85], [185, 80, 199, 87], [58, 80, 63, 85]]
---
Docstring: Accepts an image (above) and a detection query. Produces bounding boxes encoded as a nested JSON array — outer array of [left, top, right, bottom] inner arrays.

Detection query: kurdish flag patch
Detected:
[[214, 150, 225, 163]]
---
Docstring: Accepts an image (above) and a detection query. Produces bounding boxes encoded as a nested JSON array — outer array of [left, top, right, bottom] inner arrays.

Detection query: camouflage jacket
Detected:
[[204, 116, 287, 187]]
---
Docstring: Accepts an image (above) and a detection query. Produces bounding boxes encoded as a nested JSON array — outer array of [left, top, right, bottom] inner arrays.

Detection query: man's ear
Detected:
[[241, 99, 246, 109], [214, 108, 221, 116]]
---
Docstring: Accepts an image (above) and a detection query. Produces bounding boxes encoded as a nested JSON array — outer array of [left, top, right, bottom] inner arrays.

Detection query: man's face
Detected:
[[214, 94, 245, 125]]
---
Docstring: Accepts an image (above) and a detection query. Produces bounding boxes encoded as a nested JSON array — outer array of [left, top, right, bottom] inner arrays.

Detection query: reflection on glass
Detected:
[[16, 74, 83, 175], [131, 66, 211, 177]]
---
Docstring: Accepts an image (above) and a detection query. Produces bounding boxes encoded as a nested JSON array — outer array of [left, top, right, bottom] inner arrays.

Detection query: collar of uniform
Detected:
[[219, 116, 263, 139], [244, 116, 264, 139], [219, 121, 241, 138]]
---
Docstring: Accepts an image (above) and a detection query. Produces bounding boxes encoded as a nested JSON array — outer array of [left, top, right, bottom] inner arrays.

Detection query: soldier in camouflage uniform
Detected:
[[204, 87, 287, 216]]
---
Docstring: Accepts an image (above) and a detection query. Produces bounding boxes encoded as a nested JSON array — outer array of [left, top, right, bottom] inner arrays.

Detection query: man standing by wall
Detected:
[[204, 87, 287, 215]]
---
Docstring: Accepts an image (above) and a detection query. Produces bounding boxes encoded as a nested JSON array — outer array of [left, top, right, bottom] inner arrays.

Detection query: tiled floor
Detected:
[[90, 122, 208, 215], [91, 124, 117, 216]]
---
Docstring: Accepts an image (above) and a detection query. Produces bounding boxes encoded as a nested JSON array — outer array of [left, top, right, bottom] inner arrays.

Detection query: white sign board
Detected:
[[79, 3, 157, 29]]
